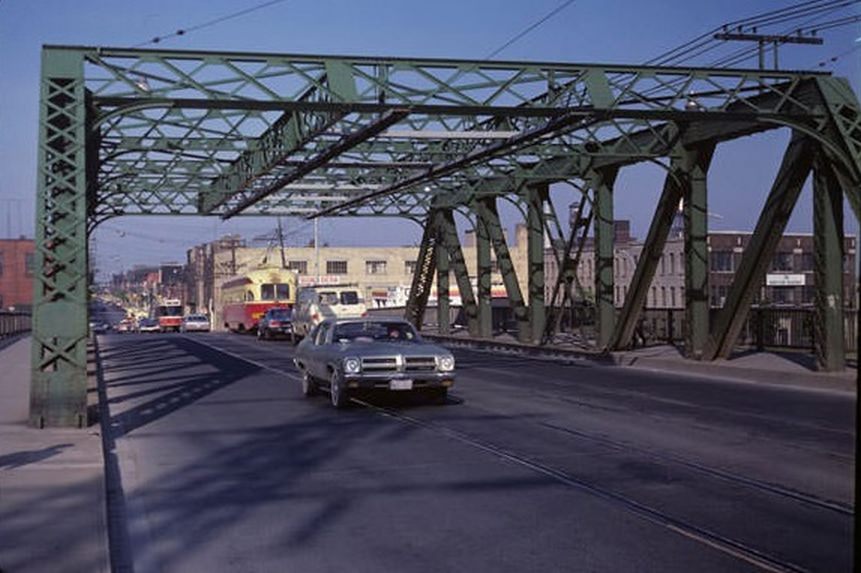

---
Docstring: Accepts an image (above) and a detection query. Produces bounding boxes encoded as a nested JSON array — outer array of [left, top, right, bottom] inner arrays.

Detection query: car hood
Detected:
[[336, 340, 451, 357]]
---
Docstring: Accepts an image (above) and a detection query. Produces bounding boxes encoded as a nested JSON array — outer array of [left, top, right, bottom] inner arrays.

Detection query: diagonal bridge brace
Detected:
[[220, 109, 410, 218]]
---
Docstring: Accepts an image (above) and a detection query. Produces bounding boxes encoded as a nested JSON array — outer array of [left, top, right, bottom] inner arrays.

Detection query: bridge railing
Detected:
[[370, 304, 857, 356], [0, 310, 32, 339]]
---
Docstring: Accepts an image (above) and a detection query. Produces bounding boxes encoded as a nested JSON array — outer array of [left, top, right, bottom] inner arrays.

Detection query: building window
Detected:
[[288, 260, 308, 274], [660, 257, 666, 275], [710, 251, 733, 272], [651, 286, 656, 307], [800, 253, 814, 272], [327, 260, 348, 275], [366, 260, 387, 275], [661, 287, 667, 307], [772, 252, 793, 272], [405, 260, 418, 275], [669, 253, 675, 275], [670, 286, 676, 307], [24, 252, 35, 277]]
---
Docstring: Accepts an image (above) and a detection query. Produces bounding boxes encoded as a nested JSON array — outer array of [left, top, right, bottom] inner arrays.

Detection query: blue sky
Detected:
[[0, 0, 859, 279]]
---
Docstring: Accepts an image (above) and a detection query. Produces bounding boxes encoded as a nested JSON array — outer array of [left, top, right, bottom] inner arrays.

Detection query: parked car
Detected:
[[292, 285, 367, 341], [89, 321, 111, 335], [181, 314, 211, 333], [116, 317, 137, 333], [293, 318, 456, 408], [138, 318, 161, 333], [257, 307, 294, 341]]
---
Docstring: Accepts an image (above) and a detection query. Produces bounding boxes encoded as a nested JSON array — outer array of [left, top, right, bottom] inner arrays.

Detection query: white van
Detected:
[[292, 285, 367, 340]]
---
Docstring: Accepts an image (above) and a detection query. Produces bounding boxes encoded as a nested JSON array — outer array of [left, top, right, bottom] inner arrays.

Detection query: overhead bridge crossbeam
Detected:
[[31, 44, 861, 427]]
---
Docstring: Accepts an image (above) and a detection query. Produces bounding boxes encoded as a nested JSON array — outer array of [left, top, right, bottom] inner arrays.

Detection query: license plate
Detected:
[[390, 379, 413, 391]]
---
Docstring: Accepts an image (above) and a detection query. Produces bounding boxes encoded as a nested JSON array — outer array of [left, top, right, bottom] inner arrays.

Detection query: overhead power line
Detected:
[[134, 0, 290, 48], [484, 0, 577, 60]]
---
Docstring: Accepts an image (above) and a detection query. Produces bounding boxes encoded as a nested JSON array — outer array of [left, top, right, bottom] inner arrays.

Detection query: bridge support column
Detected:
[[436, 233, 451, 335], [475, 206, 493, 338], [684, 145, 715, 360], [31, 49, 90, 428], [704, 133, 815, 360], [813, 157, 845, 371], [525, 184, 547, 344], [592, 169, 618, 350], [404, 210, 438, 329], [476, 197, 529, 342], [438, 209, 479, 335]]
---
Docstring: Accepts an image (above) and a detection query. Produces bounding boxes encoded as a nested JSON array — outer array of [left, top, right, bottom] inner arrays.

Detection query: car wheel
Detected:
[[257, 327, 263, 340], [301, 370, 318, 397], [329, 370, 349, 409]]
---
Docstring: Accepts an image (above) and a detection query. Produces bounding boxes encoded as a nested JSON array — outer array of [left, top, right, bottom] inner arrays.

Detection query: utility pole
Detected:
[[277, 216, 287, 269], [713, 30, 822, 70], [314, 218, 320, 282]]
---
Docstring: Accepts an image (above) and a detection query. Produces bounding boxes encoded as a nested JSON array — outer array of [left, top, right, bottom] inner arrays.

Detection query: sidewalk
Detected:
[[0, 336, 108, 573]]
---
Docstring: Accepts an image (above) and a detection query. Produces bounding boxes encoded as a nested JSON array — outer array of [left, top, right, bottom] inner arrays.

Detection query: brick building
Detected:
[[545, 208, 857, 310], [0, 238, 36, 311]]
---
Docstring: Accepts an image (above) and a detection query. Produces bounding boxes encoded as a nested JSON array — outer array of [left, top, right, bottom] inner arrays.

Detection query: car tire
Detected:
[[301, 370, 318, 397], [257, 327, 263, 341], [329, 370, 349, 409]]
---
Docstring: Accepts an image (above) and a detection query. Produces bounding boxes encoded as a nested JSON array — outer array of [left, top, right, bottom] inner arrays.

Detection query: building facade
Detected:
[[0, 238, 36, 311], [545, 217, 857, 310], [186, 226, 531, 330]]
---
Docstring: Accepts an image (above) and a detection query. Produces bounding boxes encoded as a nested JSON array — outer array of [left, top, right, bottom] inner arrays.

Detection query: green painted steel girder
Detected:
[[592, 168, 619, 350], [475, 197, 529, 342], [813, 156, 846, 371], [703, 133, 816, 360], [31, 48, 90, 428]]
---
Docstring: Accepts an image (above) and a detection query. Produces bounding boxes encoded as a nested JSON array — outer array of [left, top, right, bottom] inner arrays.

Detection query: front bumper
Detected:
[[343, 372, 455, 390]]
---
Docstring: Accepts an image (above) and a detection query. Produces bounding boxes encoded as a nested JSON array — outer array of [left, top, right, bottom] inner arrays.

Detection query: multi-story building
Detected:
[[0, 237, 36, 311], [187, 226, 531, 330], [545, 209, 857, 310]]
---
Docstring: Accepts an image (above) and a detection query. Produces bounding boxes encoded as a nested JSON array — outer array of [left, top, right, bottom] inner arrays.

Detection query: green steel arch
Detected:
[[33, 45, 861, 426]]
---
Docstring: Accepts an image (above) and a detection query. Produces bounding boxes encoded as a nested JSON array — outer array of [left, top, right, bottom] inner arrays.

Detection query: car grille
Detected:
[[404, 357, 437, 372], [359, 356, 438, 373], [361, 357, 398, 373]]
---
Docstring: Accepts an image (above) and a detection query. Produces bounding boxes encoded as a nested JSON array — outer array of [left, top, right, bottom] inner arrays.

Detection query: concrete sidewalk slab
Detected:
[[0, 337, 109, 573]]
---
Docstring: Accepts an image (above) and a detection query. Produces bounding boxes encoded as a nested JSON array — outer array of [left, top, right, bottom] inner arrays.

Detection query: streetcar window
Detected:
[[245, 291, 255, 301], [261, 283, 291, 301], [261, 284, 274, 300]]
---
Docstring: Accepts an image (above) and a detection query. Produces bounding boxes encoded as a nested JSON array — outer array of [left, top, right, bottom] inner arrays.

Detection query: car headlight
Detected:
[[437, 355, 455, 372], [343, 357, 361, 374]]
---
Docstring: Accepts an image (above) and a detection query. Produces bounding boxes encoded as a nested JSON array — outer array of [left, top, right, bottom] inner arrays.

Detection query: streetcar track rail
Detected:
[[181, 333, 842, 573], [350, 396, 811, 573]]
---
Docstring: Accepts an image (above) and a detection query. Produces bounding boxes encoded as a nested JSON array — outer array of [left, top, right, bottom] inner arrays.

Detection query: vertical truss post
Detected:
[[591, 169, 618, 350], [475, 197, 529, 342], [609, 144, 712, 350], [684, 145, 715, 359], [404, 210, 438, 329], [436, 234, 451, 335], [438, 209, 479, 335], [813, 157, 845, 371], [543, 198, 593, 343], [31, 48, 90, 428], [704, 133, 816, 360], [525, 184, 547, 344], [474, 204, 493, 338]]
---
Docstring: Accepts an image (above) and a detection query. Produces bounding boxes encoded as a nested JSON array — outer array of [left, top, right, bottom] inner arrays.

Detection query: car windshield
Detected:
[[332, 321, 418, 343], [268, 309, 292, 319], [187, 315, 208, 322]]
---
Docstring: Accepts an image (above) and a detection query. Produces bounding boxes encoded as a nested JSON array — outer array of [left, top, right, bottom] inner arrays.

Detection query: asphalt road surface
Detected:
[[95, 331, 854, 573]]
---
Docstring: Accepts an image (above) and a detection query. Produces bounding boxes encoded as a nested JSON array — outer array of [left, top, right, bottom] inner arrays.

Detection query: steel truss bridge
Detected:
[[32, 45, 861, 426]]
